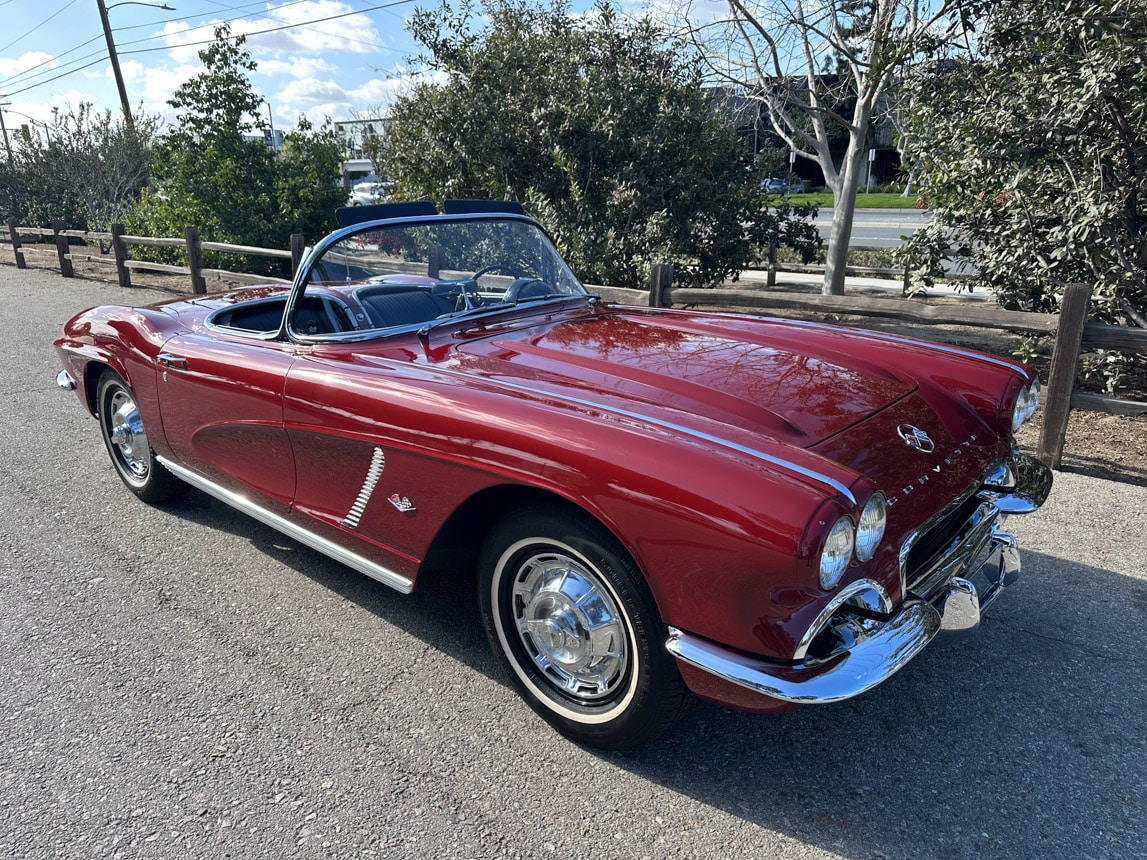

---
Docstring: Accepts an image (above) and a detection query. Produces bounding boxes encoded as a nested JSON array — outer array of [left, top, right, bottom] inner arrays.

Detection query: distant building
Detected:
[[241, 129, 285, 151], [334, 118, 390, 186]]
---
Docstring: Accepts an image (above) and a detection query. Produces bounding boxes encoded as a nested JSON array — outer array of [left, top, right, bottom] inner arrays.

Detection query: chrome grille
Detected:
[[904, 498, 1000, 602]]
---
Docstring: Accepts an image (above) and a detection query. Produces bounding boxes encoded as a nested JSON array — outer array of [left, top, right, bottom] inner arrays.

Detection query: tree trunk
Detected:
[[822, 138, 868, 295]]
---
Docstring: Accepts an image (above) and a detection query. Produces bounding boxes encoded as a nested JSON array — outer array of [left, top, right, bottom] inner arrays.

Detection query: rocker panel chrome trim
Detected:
[[156, 456, 414, 594]]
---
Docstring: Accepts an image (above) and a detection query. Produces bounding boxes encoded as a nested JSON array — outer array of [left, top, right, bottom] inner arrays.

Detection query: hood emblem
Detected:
[[897, 424, 935, 453]]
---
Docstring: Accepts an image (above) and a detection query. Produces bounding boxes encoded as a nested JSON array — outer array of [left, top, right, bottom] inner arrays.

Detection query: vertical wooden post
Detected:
[[427, 244, 445, 279], [184, 225, 206, 294], [648, 262, 673, 308], [53, 221, 75, 278], [110, 223, 131, 287], [1037, 283, 1093, 469], [7, 218, 26, 269], [290, 233, 306, 276], [902, 261, 912, 296], [767, 239, 778, 287]]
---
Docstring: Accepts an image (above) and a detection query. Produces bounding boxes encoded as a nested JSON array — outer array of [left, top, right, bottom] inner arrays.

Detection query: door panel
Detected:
[[155, 333, 296, 511], [283, 352, 506, 578]]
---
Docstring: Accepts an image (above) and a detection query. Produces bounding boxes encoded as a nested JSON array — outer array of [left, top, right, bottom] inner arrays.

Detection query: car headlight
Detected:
[[1011, 378, 1041, 433], [855, 493, 886, 562], [819, 516, 855, 589]]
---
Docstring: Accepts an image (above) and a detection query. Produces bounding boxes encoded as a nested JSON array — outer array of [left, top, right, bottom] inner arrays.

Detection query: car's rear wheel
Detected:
[[478, 505, 688, 749], [96, 370, 185, 503]]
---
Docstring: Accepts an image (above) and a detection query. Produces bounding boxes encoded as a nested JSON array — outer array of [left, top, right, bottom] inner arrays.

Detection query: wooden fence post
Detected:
[[110, 223, 131, 287], [290, 233, 305, 276], [648, 262, 674, 308], [52, 221, 74, 278], [767, 239, 777, 287], [7, 218, 26, 270], [1037, 283, 1093, 469], [184, 225, 206, 294], [427, 244, 445, 279]]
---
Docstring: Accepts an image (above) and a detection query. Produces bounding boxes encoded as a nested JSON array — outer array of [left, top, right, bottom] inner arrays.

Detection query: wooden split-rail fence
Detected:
[[4, 219, 1144, 471]]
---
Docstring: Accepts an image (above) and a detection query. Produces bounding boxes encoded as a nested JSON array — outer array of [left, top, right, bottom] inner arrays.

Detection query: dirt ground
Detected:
[[26, 250, 1147, 488]]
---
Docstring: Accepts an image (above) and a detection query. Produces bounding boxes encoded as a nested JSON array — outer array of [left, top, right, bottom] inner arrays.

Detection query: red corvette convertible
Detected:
[[55, 201, 1051, 748]]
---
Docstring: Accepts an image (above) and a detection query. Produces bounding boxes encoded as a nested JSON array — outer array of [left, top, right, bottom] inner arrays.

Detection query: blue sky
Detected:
[[0, 0, 712, 140], [0, 0, 459, 134]]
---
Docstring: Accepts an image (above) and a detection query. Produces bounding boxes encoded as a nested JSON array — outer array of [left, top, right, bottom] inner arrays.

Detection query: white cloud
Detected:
[[276, 77, 348, 107], [271, 68, 441, 124], [119, 59, 201, 123], [4, 90, 106, 138], [161, 2, 387, 66], [0, 50, 58, 81], [259, 57, 337, 79], [346, 73, 427, 107]]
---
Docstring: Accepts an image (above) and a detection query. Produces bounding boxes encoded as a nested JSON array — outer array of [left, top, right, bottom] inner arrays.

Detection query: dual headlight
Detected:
[[1011, 378, 1041, 433], [819, 493, 887, 589]]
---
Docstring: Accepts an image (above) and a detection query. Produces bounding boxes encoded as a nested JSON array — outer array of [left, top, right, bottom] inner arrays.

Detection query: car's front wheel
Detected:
[[96, 370, 185, 503], [478, 505, 688, 749]]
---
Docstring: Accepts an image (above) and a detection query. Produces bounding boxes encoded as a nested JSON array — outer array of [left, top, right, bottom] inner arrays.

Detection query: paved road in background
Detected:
[[2, 264, 1144, 859], [812, 208, 930, 247]]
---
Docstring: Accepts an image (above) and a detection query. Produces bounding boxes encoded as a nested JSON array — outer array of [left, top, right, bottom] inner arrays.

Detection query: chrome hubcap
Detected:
[[108, 389, 149, 479], [510, 551, 627, 701]]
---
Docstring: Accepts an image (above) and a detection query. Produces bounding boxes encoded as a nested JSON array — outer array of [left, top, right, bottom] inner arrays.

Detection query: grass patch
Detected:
[[787, 192, 924, 210]]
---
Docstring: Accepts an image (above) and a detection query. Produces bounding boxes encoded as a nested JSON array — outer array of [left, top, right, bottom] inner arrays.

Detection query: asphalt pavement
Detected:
[[2, 263, 1144, 859], [811, 208, 930, 248]]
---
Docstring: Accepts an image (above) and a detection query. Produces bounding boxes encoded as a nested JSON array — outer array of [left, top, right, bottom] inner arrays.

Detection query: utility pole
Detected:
[[95, 0, 134, 137], [0, 99, 12, 166], [95, 2, 175, 138]]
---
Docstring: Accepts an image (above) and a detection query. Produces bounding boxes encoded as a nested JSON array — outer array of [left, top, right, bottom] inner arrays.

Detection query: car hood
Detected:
[[448, 306, 916, 448]]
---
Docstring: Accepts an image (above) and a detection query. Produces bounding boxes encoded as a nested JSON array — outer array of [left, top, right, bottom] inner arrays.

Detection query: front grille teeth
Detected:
[[342, 447, 385, 528]]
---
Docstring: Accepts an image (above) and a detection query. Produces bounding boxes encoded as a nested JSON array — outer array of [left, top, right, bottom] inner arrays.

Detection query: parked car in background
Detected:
[[54, 200, 1051, 749], [349, 181, 388, 206], [763, 176, 805, 194]]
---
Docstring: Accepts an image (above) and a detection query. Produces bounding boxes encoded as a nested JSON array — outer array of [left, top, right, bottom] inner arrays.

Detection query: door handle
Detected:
[[157, 353, 188, 369]]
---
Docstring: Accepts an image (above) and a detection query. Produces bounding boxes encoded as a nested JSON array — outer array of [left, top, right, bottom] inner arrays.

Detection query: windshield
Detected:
[[289, 216, 586, 338]]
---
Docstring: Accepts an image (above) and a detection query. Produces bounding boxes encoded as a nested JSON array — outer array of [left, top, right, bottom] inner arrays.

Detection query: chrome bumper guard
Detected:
[[56, 370, 76, 391], [666, 454, 1052, 705]]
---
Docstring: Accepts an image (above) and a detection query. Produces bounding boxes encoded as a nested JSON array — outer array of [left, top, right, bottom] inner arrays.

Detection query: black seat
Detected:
[[357, 286, 453, 328]]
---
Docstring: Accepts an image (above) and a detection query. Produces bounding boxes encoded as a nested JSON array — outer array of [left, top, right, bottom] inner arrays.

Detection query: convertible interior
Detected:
[[210, 295, 353, 335], [209, 283, 482, 336]]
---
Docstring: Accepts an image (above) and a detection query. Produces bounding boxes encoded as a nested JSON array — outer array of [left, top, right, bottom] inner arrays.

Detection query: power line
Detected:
[[110, 0, 317, 35], [120, 0, 416, 58], [0, 34, 104, 90], [3, 0, 416, 98], [0, 0, 81, 55], [4, 58, 107, 98], [0, 0, 338, 91]]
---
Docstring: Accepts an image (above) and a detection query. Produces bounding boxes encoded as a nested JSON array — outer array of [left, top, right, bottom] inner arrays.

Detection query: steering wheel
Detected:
[[472, 262, 527, 281], [503, 277, 557, 303], [432, 278, 481, 311]]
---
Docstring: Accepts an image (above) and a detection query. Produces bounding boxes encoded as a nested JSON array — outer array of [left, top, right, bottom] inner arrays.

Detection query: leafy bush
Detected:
[[4, 104, 156, 231], [127, 26, 345, 275], [904, 0, 1147, 327], [384, 0, 818, 290]]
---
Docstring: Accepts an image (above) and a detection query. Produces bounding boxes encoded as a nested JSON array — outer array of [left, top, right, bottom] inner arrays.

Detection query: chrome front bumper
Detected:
[[666, 454, 1051, 706]]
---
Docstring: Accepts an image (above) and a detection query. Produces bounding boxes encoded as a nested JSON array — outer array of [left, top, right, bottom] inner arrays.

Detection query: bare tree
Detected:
[[686, 0, 972, 294], [14, 103, 158, 230]]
